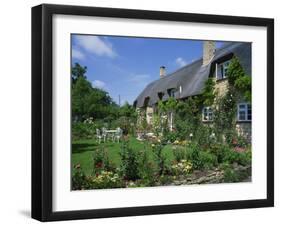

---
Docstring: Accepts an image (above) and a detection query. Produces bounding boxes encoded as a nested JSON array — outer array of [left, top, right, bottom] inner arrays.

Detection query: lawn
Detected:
[[72, 136, 176, 175]]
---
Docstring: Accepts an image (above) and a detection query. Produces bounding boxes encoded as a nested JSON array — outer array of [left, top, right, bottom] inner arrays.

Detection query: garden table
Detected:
[[105, 130, 118, 141]]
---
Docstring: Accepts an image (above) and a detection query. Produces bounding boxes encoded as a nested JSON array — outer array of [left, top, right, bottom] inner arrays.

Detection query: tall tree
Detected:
[[71, 63, 87, 84], [72, 76, 92, 121]]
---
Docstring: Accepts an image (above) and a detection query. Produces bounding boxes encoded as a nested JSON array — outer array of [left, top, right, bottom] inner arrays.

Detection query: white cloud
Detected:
[[75, 35, 117, 58], [72, 48, 85, 60], [92, 80, 106, 89], [175, 57, 187, 67]]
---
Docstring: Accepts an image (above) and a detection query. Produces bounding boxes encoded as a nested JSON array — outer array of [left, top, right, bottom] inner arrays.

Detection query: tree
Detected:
[[71, 63, 120, 122], [72, 76, 92, 121], [86, 88, 117, 119], [72, 63, 87, 84], [119, 102, 137, 119]]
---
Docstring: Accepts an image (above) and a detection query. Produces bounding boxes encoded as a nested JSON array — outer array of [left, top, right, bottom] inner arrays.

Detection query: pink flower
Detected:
[[234, 147, 246, 152]]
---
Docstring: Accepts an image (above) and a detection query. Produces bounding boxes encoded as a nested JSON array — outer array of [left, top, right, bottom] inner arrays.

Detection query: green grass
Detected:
[[72, 137, 175, 175]]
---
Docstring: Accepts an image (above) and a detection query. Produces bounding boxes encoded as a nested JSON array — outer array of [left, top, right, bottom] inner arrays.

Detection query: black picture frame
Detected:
[[32, 3, 274, 222]]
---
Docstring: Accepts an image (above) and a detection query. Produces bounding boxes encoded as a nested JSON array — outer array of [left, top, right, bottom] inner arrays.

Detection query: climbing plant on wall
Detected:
[[213, 56, 252, 143]]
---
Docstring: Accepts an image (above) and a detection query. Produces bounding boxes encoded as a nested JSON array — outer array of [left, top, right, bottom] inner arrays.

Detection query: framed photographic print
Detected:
[[32, 4, 274, 221]]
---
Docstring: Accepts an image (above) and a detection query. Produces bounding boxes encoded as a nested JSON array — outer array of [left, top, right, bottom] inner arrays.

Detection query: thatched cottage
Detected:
[[133, 41, 252, 139]]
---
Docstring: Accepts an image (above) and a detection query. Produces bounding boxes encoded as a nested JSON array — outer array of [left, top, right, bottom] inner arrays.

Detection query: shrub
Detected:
[[91, 170, 123, 189], [138, 150, 157, 186], [199, 151, 218, 169], [171, 160, 193, 176], [72, 120, 105, 140], [72, 165, 92, 190], [208, 144, 228, 164], [151, 142, 167, 175], [162, 131, 178, 143], [185, 142, 204, 170], [119, 140, 140, 180], [218, 145, 251, 166], [141, 162, 156, 186], [172, 146, 186, 162], [223, 166, 240, 183], [72, 122, 94, 140], [92, 146, 114, 174], [195, 125, 215, 148], [186, 142, 218, 170], [222, 163, 250, 183]]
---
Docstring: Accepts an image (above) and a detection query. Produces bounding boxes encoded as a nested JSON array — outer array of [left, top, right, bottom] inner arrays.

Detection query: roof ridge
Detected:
[[155, 58, 202, 82]]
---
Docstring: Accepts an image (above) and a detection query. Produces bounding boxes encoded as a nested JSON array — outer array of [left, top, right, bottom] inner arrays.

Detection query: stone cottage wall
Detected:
[[146, 107, 154, 124], [213, 77, 252, 141]]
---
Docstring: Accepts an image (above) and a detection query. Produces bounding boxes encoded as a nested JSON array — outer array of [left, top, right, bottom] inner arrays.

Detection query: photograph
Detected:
[[71, 34, 252, 190]]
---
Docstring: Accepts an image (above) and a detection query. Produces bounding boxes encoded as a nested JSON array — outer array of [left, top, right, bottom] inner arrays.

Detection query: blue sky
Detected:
[[71, 34, 226, 105]]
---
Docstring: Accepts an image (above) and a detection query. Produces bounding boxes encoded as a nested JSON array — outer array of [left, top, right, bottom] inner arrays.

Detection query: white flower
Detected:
[[210, 132, 215, 138], [189, 133, 193, 137]]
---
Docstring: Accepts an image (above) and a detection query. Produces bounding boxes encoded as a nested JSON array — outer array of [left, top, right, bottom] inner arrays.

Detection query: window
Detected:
[[237, 103, 251, 121], [217, 60, 230, 79], [202, 107, 213, 121], [158, 92, 164, 100], [168, 88, 177, 98]]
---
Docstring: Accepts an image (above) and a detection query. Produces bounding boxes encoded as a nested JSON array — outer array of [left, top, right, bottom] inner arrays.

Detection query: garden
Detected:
[[71, 57, 252, 190]]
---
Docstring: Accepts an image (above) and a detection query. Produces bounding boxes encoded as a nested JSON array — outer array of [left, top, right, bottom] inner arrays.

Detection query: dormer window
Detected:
[[168, 88, 177, 98], [144, 97, 150, 107], [158, 92, 164, 100], [217, 60, 231, 79]]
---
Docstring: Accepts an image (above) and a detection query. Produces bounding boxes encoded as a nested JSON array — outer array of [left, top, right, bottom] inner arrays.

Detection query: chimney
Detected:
[[160, 66, 166, 78], [203, 41, 215, 66]]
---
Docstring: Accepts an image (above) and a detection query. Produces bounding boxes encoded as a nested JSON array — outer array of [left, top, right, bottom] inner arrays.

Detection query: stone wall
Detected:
[[146, 106, 154, 124], [214, 78, 229, 97]]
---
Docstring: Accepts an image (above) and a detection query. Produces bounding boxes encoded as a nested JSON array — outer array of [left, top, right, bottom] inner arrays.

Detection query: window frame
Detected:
[[237, 103, 252, 122], [168, 88, 177, 98], [217, 60, 231, 79], [202, 106, 214, 122]]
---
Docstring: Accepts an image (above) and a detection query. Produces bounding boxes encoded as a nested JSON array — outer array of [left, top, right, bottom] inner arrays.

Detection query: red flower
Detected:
[[95, 161, 103, 168]]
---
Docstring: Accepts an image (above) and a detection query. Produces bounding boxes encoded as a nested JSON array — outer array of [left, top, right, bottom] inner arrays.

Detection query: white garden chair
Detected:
[[96, 129, 102, 144], [115, 127, 123, 143], [101, 127, 107, 142]]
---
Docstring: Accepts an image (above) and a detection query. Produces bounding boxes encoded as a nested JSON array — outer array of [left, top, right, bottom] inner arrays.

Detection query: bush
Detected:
[[162, 131, 178, 143], [208, 143, 251, 166], [138, 150, 156, 186], [223, 166, 240, 182], [172, 146, 186, 162], [151, 142, 167, 175], [222, 163, 250, 183], [200, 151, 218, 169], [111, 116, 133, 135], [92, 146, 114, 174], [91, 170, 123, 189], [72, 165, 92, 190], [72, 122, 94, 140], [72, 120, 105, 140], [171, 160, 193, 176], [195, 125, 215, 148], [119, 140, 140, 180], [185, 142, 204, 170]]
